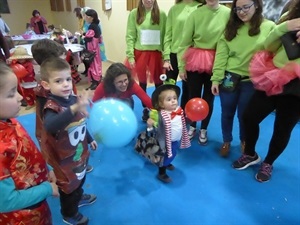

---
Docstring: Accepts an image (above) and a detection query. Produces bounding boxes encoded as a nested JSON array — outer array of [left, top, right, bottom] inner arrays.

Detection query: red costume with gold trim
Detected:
[[0, 119, 52, 225]]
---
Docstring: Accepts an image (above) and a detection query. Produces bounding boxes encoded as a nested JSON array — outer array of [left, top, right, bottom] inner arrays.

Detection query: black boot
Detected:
[[157, 166, 171, 183], [86, 80, 99, 90]]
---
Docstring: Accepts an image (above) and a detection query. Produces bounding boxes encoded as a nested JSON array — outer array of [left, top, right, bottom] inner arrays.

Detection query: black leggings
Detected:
[[166, 53, 189, 109], [187, 71, 214, 130], [243, 91, 300, 164]]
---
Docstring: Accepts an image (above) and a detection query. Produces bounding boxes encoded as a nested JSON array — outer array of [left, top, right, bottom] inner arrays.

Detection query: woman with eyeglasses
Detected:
[[210, 0, 275, 157], [177, 0, 230, 145], [232, 0, 300, 182], [92, 63, 152, 109]]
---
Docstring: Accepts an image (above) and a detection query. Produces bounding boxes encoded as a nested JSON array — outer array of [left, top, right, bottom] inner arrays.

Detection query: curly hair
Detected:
[[224, 0, 264, 41], [103, 63, 134, 95]]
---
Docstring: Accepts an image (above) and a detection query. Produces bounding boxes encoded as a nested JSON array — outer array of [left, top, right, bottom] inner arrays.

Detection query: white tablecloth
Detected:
[[10, 44, 84, 56]]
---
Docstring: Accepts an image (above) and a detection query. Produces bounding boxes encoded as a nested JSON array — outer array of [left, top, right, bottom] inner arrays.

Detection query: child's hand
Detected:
[[71, 90, 92, 116], [147, 118, 155, 128], [50, 181, 59, 197], [90, 140, 98, 150], [48, 170, 57, 183]]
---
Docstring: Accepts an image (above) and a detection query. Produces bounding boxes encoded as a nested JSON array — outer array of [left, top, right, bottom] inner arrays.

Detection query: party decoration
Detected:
[[185, 98, 209, 121], [88, 98, 138, 148]]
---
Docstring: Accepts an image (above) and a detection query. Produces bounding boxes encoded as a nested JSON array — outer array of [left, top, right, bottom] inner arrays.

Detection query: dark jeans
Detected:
[[166, 53, 189, 108], [219, 81, 255, 142], [243, 91, 300, 165], [187, 71, 214, 130], [59, 176, 86, 217]]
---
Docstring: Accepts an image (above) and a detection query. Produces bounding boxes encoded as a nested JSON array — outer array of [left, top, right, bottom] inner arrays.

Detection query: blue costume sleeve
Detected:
[[0, 177, 52, 213]]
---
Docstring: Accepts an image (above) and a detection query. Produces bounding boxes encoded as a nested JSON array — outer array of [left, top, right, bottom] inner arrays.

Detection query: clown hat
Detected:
[[10, 46, 33, 60], [151, 74, 181, 109]]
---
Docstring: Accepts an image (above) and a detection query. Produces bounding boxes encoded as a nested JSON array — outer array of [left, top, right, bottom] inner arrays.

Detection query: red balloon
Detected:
[[10, 63, 28, 79], [185, 98, 209, 121]]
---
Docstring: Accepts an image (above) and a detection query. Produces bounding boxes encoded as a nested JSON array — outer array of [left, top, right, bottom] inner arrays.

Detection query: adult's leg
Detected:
[[237, 81, 255, 142], [264, 95, 300, 164], [186, 70, 203, 128], [200, 73, 215, 130], [243, 91, 275, 156]]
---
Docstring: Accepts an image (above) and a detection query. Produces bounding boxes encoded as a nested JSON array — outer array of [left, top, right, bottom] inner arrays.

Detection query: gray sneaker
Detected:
[[198, 129, 207, 145], [63, 212, 88, 225], [232, 153, 261, 170]]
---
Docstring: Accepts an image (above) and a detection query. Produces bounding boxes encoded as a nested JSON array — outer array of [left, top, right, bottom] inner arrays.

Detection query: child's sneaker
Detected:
[[78, 194, 97, 207], [255, 162, 273, 183], [63, 212, 89, 225], [232, 153, 261, 170], [166, 164, 175, 170], [157, 174, 172, 183], [198, 129, 207, 145], [188, 126, 196, 140]]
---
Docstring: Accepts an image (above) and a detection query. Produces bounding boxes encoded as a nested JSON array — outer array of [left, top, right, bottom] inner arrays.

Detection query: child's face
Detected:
[[0, 73, 23, 119], [42, 69, 73, 99], [159, 89, 178, 111], [114, 74, 129, 92]]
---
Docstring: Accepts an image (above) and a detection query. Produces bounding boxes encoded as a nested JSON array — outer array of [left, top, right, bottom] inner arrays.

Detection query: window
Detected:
[[50, 0, 64, 11]]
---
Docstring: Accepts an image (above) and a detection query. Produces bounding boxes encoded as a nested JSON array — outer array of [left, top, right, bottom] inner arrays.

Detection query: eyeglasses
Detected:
[[114, 78, 128, 86], [233, 2, 254, 13]]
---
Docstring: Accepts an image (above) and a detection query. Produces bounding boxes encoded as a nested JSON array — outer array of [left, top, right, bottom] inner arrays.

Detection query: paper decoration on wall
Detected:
[[103, 0, 112, 11]]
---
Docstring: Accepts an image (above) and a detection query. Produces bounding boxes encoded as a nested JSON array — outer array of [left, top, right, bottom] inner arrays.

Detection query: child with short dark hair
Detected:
[[147, 79, 190, 183], [0, 62, 59, 225], [40, 57, 97, 224]]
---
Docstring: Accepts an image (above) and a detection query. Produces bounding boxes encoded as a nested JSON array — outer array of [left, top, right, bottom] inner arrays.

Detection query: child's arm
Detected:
[[86, 130, 98, 150], [44, 93, 90, 133], [0, 177, 54, 213], [131, 82, 153, 109]]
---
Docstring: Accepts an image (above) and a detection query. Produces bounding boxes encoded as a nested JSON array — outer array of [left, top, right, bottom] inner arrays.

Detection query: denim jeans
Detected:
[[219, 81, 255, 142]]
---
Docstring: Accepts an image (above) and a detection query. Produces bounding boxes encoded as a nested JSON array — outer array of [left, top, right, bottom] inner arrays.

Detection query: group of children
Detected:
[[0, 39, 98, 225], [0, 33, 193, 224]]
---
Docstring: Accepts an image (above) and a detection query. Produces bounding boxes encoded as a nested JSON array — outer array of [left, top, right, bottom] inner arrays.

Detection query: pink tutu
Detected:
[[183, 48, 215, 74], [250, 51, 300, 96]]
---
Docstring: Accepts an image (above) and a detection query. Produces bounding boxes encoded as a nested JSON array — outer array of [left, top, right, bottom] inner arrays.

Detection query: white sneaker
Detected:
[[198, 129, 207, 145], [188, 126, 196, 140]]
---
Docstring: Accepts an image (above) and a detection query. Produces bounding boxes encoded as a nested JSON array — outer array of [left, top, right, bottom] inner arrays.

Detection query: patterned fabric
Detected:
[[0, 119, 52, 225]]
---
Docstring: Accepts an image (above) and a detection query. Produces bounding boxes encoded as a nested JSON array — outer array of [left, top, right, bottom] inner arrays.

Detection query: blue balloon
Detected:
[[88, 98, 138, 148]]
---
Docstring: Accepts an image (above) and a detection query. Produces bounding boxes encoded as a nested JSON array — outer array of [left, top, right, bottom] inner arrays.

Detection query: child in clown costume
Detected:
[[147, 77, 190, 183], [0, 62, 59, 225], [39, 57, 97, 224]]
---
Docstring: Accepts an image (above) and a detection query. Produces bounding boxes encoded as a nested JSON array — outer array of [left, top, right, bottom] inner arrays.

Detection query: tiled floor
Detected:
[[20, 61, 112, 115]]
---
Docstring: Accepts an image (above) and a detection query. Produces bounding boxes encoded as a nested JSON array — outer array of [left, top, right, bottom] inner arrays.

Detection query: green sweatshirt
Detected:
[[126, 8, 167, 63], [211, 19, 276, 84], [177, 4, 230, 73], [163, 1, 200, 60], [264, 22, 300, 68]]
